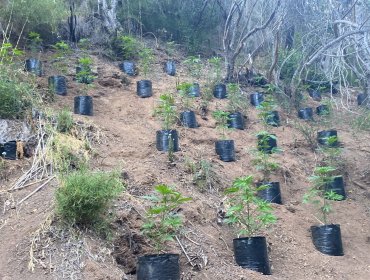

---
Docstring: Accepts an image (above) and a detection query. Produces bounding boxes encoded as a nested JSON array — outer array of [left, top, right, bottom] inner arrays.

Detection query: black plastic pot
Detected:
[[1, 141, 17, 160], [233, 236, 271, 275], [74, 96, 93, 116], [137, 253, 180, 280], [189, 83, 200, 97], [257, 182, 282, 204], [316, 105, 329, 116], [137, 80, 153, 98], [311, 224, 344, 256], [309, 89, 322, 101], [213, 83, 227, 99], [326, 176, 346, 200], [357, 93, 368, 106], [25, 58, 42, 76], [156, 130, 179, 152], [298, 107, 314, 120], [227, 112, 245, 130], [266, 111, 280, 127], [120, 61, 136, 76], [257, 134, 277, 154], [215, 140, 235, 162], [180, 111, 197, 128], [164, 60, 176, 76], [317, 130, 338, 147], [250, 92, 264, 106], [48, 76, 67, 96]]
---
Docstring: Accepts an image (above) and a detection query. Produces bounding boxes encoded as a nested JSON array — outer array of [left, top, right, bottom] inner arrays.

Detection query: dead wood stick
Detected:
[[352, 180, 367, 190], [175, 235, 195, 267], [17, 176, 55, 205], [8, 177, 49, 192]]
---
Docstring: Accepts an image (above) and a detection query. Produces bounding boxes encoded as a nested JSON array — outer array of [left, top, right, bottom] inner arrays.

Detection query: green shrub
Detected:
[[56, 109, 74, 133], [56, 170, 124, 226], [0, 65, 37, 119], [118, 35, 140, 60]]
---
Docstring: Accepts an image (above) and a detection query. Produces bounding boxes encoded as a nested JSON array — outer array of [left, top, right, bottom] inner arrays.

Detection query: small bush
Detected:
[[56, 109, 74, 133], [56, 170, 124, 226]]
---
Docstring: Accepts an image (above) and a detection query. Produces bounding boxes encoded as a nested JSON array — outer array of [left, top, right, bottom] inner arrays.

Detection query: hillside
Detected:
[[1, 46, 370, 280]]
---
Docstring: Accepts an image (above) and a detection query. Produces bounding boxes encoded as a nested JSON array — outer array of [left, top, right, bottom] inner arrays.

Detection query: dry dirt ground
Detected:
[[1, 48, 370, 280]]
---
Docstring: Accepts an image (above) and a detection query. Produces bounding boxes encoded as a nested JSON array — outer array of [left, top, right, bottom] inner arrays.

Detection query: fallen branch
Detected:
[[17, 176, 55, 206], [175, 235, 196, 267]]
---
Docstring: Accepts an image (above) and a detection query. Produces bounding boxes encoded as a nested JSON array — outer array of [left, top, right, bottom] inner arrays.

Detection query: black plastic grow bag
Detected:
[[120, 61, 136, 76], [1, 141, 17, 160], [298, 108, 314, 120], [74, 96, 93, 116], [257, 182, 282, 204], [326, 176, 346, 200], [164, 60, 176, 76], [137, 80, 153, 98], [233, 236, 271, 275], [227, 112, 245, 130], [250, 92, 264, 106], [48, 76, 67, 96], [257, 134, 277, 154], [309, 89, 322, 101], [25, 58, 42, 76], [266, 111, 280, 127], [316, 105, 329, 116], [311, 224, 344, 256], [357, 93, 368, 106], [156, 130, 179, 152], [180, 111, 197, 128], [189, 83, 200, 97], [317, 130, 338, 147], [215, 140, 235, 162], [137, 253, 180, 280], [213, 83, 227, 99]]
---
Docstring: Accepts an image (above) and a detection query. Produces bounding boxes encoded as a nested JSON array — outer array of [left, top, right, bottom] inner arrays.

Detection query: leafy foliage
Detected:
[[208, 57, 223, 83], [251, 151, 279, 182], [142, 184, 192, 252], [183, 56, 203, 79], [213, 110, 232, 140], [227, 83, 248, 113], [303, 166, 343, 224], [154, 93, 177, 130], [224, 176, 276, 237], [56, 169, 124, 227], [116, 35, 140, 60], [257, 97, 278, 127], [138, 47, 154, 78], [177, 82, 195, 110], [56, 109, 74, 133], [76, 57, 94, 84]]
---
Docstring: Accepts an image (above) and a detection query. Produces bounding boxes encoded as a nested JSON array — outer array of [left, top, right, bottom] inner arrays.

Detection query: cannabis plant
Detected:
[[139, 47, 154, 78], [28, 32, 42, 54], [154, 93, 177, 130], [224, 175, 277, 237], [177, 82, 195, 110], [251, 151, 279, 182], [183, 56, 202, 80], [213, 110, 232, 140], [257, 97, 278, 127], [208, 56, 222, 83], [227, 83, 247, 113], [142, 184, 192, 252], [76, 57, 94, 84], [303, 166, 343, 224]]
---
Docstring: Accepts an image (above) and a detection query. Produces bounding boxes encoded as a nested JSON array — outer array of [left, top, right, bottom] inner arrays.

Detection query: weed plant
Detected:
[[227, 83, 248, 114], [56, 169, 124, 227], [208, 56, 222, 83], [154, 93, 177, 130], [224, 175, 276, 237], [183, 56, 202, 80], [303, 166, 343, 224], [142, 184, 191, 252], [213, 110, 232, 140], [138, 47, 154, 78]]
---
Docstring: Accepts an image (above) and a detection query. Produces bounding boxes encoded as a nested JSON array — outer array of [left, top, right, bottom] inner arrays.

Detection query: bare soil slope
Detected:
[[1, 49, 370, 280]]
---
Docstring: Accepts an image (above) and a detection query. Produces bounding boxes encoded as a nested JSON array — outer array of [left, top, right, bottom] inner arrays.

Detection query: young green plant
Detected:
[[139, 47, 154, 78], [76, 56, 94, 84], [142, 184, 192, 252], [183, 56, 202, 80], [177, 82, 195, 111], [208, 56, 222, 83], [251, 150, 279, 182], [303, 166, 343, 224], [213, 110, 232, 140], [224, 175, 277, 237], [227, 83, 247, 114], [154, 93, 177, 131]]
